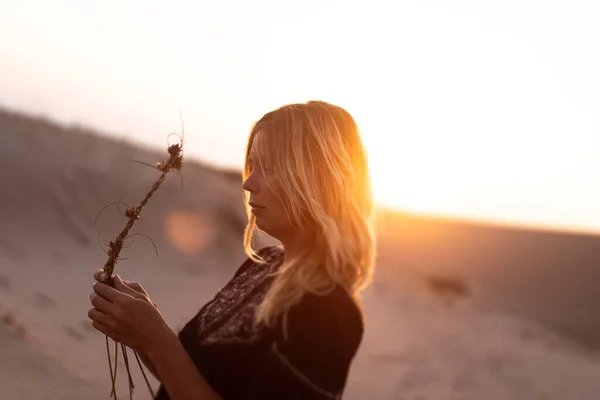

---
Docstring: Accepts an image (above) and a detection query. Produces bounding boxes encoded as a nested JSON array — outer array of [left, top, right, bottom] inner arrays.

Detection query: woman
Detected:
[[88, 100, 376, 399]]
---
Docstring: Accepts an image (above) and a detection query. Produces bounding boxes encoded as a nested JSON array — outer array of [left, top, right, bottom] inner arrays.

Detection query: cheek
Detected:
[[272, 201, 296, 227], [262, 184, 295, 224], [262, 184, 280, 207], [262, 193, 285, 219], [269, 193, 287, 216]]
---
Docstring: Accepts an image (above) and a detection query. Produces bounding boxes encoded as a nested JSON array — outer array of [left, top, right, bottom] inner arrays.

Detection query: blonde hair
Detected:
[[242, 100, 376, 329]]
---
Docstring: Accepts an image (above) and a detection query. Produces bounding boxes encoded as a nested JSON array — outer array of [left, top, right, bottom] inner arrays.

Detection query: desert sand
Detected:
[[1, 108, 600, 399]]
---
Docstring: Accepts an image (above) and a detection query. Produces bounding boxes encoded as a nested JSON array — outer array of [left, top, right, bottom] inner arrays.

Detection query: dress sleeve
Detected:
[[248, 287, 364, 399]]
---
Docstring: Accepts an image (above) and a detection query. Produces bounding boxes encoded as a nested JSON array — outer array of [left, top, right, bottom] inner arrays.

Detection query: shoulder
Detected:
[[233, 245, 284, 278], [270, 286, 364, 396], [281, 286, 364, 356]]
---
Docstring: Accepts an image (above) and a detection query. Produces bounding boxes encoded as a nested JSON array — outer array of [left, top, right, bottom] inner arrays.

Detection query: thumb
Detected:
[[113, 275, 145, 299]]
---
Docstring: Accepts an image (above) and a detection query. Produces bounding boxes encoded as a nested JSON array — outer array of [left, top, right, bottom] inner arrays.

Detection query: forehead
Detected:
[[248, 130, 275, 165]]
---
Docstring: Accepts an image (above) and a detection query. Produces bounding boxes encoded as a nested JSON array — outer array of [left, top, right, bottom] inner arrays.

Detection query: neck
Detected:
[[277, 230, 312, 261]]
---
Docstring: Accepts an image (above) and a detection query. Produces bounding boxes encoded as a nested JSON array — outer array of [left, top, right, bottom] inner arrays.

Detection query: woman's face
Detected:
[[242, 154, 292, 239]]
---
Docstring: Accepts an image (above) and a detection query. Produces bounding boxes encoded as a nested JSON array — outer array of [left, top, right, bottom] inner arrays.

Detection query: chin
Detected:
[[254, 219, 278, 239], [254, 218, 269, 232]]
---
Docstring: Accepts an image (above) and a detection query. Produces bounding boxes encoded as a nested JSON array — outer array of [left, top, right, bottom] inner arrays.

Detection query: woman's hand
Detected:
[[88, 270, 174, 354], [93, 270, 160, 309], [89, 271, 223, 399]]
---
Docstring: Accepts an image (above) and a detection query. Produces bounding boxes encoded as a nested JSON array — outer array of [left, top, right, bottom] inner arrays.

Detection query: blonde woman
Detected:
[[88, 100, 376, 399]]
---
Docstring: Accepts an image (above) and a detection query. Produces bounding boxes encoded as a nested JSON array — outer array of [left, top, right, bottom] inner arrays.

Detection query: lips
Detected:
[[249, 202, 265, 209]]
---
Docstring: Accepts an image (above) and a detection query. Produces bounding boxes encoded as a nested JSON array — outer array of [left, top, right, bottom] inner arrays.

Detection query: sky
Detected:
[[1, 0, 599, 234]]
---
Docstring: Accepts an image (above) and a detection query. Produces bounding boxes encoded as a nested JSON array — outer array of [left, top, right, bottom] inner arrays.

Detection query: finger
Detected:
[[114, 275, 146, 299], [90, 292, 113, 313], [91, 321, 124, 343], [93, 269, 109, 283], [91, 320, 110, 335], [93, 280, 128, 303], [88, 307, 112, 325], [123, 280, 146, 295]]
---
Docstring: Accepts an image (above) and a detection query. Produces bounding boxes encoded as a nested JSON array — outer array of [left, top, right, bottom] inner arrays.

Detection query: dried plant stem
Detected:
[[106, 336, 116, 395], [133, 349, 156, 398], [102, 169, 172, 284], [111, 341, 119, 399], [121, 343, 135, 399], [99, 126, 184, 398]]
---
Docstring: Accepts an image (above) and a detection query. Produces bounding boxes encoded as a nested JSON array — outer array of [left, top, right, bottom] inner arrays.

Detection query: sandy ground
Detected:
[[2, 109, 600, 399], [0, 324, 107, 400]]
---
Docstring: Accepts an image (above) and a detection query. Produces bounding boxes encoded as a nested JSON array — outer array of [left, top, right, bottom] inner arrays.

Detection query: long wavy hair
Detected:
[[242, 100, 376, 329]]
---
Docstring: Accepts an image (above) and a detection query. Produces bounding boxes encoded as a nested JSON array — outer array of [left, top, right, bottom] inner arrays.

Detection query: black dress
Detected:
[[154, 246, 364, 400]]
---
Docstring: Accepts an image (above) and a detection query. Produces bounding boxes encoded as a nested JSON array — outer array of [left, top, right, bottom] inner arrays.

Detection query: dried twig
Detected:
[[97, 115, 184, 398]]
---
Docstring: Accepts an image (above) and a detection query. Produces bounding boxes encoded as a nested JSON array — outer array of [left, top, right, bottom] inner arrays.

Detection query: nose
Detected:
[[242, 170, 258, 193]]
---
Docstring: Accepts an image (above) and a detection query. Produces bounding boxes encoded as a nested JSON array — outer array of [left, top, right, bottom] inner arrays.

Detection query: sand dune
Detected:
[[0, 324, 108, 400], [1, 108, 600, 399]]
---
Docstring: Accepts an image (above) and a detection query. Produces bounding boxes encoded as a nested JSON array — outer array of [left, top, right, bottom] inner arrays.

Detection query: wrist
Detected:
[[146, 325, 179, 361]]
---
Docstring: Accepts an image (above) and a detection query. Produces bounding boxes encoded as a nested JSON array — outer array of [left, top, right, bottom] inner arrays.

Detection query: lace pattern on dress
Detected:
[[195, 246, 284, 345]]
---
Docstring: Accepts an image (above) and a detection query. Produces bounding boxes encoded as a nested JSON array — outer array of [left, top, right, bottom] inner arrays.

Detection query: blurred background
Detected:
[[1, 1, 599, 399]]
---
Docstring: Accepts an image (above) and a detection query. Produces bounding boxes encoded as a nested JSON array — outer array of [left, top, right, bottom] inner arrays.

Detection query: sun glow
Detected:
[[1, 0, 599, 233]]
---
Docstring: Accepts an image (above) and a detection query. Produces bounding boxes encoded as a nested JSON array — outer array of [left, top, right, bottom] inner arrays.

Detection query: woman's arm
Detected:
[[136, 349, 160, 381], [245, 288, 363, 399], [147, 329, 222, 400]]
